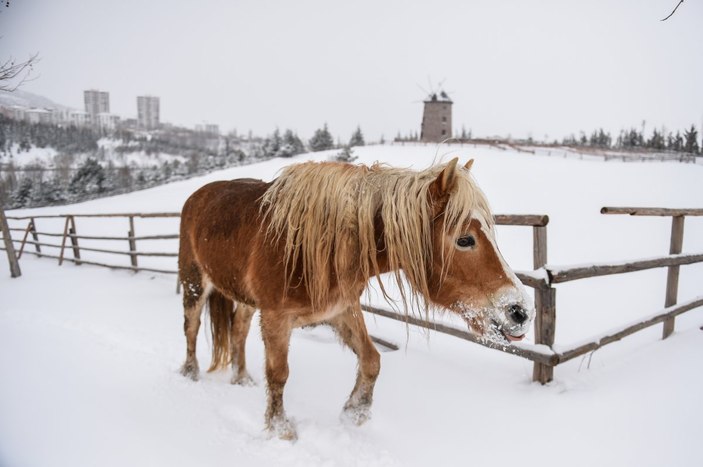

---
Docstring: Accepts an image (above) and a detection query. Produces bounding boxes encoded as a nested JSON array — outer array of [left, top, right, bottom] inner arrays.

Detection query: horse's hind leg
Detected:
[[329, 305, 381, 425], [230, 303, 256, 386], [179, 265, 212, 381], [260, 310, 296, 440]]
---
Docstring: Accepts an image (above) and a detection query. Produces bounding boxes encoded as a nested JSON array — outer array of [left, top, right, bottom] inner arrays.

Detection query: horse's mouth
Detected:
[[490, 319, 525, 344]]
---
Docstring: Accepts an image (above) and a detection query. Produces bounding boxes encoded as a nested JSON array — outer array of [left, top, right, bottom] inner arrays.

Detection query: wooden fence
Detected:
[[2, 207, 702, 384]]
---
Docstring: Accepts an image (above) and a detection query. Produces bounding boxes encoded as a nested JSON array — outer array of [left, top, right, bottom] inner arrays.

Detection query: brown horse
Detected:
[[178, 158, 533, 440]]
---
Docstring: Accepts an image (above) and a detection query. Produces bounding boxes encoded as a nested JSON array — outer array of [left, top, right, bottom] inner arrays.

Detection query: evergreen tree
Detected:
[[279, 129, 306, 157], [683, 125, 700, 154], [309, 124, 334, 152], [38, 177, 68, 205], [335, 145, 357, 163], [12, 176, 33, 208], [349, 126, 365, 147], [647, 129, 666, 150], [672, 131, 684, 152], [263, 128, 282, 157], [69, 158, 106, 196]]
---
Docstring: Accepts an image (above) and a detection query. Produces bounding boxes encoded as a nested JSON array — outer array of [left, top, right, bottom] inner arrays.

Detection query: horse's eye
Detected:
[[456, 235, 476, 249]]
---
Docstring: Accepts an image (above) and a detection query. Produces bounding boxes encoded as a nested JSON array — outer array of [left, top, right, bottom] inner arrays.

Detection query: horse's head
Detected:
[[426, 158, 534, 345]]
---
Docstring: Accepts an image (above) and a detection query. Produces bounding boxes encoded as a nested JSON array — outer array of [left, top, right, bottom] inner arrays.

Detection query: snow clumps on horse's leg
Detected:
[[230, 303, 257, 386], [261, 310, 297, 441], [179, 268, 212, 381], [330, 308, 381, 426]]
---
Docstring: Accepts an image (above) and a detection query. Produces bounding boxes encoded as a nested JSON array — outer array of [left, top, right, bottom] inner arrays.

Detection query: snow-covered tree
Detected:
[[349, 126, 365, 147], [263, 129, 282, 158], [279, 129, 306, 157], [309, 124, 334, 152], [11, 177, 32, 207], [69, 158, 106, 196], [334, 145, 357, 163]]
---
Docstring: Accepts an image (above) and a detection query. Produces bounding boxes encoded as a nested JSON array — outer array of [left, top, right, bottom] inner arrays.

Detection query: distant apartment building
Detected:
[[25, 108, 53, 125], [84, 89, 110, 116], [67, 110, 91, 127], [96, 112, 120, 131], [195, 123, 219, 135], [137, 95, 160, 130]]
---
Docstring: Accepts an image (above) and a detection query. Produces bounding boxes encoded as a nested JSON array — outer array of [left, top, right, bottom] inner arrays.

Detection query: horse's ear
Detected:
[[464, 159, 474, 171], [429, 157, 459, 208]]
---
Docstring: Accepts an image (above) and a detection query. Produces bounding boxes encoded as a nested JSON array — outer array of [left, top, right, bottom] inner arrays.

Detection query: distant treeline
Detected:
[[0, 117, 252, 209], [561, 125, 700, 154], [394, 124, 702, 155], [0, 117, 368, 209]]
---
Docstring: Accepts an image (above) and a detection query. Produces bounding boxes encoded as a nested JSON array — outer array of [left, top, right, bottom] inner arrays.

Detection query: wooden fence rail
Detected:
[[2, 207, 702, 385]]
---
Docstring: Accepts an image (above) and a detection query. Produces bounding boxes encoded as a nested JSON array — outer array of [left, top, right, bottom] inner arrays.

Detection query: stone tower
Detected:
[[420, 90, 452, 142]]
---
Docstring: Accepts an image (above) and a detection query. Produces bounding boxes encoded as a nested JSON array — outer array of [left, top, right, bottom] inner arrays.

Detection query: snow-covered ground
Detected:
[[2, 144, 702, 466]]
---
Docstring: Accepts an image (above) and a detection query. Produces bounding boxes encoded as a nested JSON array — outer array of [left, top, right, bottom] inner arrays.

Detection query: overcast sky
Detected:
[[1, 0, 702, 142]]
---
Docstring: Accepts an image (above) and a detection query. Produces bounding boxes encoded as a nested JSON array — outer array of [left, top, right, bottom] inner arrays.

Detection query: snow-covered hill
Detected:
[[0, 89, 69, 111], [2, 144, 702, 467]]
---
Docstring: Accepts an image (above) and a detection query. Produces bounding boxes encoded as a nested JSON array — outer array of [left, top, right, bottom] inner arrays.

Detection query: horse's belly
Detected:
[[292, 301, 347, 328]]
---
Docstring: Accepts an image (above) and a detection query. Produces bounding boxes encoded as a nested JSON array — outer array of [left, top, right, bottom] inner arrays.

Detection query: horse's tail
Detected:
[[207, 289, 235, 372]]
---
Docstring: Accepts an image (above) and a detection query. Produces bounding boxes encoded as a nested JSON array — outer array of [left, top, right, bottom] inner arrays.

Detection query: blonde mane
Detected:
[[260, 160, 494, 312]]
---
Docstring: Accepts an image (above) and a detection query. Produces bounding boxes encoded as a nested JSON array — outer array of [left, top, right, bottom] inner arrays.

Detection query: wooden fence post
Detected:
[[69, 216, 81, 266], [58, 216, 70, 265], [0, 208, 21, 278], [532, 225, 556, 384], [30, 217, 41, 257], [18, 219, 33, 259], [19, 219, 42, 259], [662, 215, 684, 339], [128, 216, 138, 268]]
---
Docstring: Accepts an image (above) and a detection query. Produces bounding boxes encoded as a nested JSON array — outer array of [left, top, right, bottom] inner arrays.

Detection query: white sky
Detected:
[[1, 0, 702, 142]]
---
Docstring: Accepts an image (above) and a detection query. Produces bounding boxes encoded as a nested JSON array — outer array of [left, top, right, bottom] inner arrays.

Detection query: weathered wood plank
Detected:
[[515, 270, 549, 289], [9, 212, 550, 224], [9, 238, 178, 257], [14, 249, 178, 275], [601, 207, 703, 217], [360, 304, 558, 365], [557, 296, 703, 363], [494, 214, 549, 227], [549, 252, 703, 283], [12, 230, 179, 241], [7, 212, 181, 220]]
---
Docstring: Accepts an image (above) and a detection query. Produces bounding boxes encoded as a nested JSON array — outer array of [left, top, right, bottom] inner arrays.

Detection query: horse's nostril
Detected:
[[508, 304, 528, 324]]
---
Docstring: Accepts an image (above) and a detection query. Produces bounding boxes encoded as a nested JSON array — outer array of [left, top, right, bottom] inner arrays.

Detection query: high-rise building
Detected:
[[420, 90, 452, 143], [137, 95, 160, 130], [84, 89, 110, 117]]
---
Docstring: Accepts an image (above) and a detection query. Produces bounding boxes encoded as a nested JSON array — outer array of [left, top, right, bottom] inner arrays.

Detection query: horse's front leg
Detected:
[[330, 305, 381, 425], [260, 310, 296, 440]]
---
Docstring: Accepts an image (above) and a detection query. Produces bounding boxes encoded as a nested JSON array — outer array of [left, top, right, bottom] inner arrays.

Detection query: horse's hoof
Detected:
[[341, 403, 372, 426], [267, 417, 297, 441], [231, 372, 256, 386], [180, 362, 199, 381]]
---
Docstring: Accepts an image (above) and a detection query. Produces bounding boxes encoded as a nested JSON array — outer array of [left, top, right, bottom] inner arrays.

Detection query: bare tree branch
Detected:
[[0, 53, 40, 91], [661, 0, 684, 21]]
